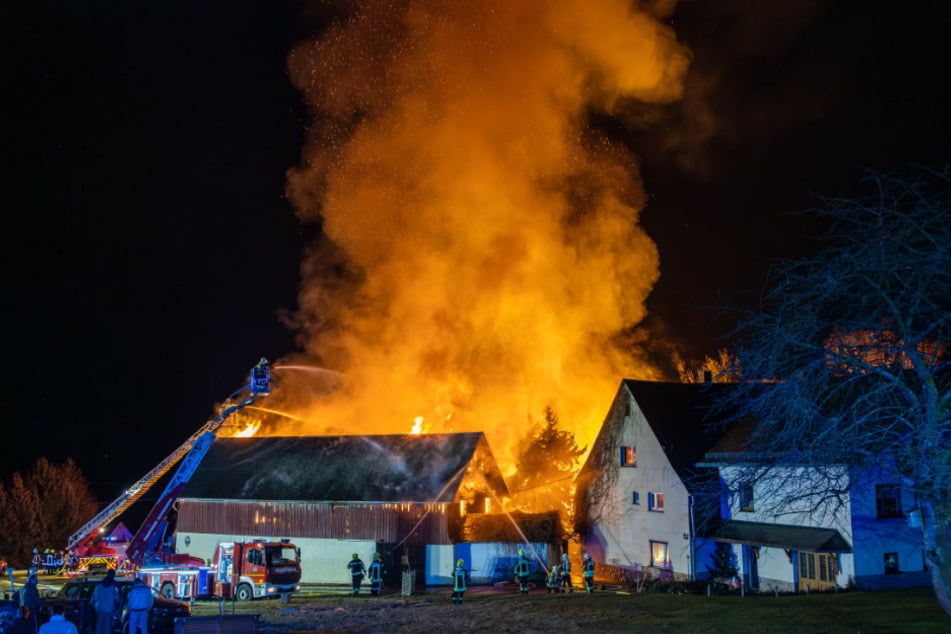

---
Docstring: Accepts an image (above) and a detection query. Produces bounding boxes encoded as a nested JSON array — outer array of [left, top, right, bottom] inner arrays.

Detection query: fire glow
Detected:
[[252, 1, 691, 474]]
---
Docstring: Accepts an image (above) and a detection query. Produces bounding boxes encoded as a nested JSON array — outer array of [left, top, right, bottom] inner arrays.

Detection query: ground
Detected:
[[191, 584, 948, 633]]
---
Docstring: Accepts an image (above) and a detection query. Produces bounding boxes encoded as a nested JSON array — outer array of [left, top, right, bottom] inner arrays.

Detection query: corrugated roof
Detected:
[[181, 432, 505, 503], [622, 379, 735, 480], [711, 520, 853, 552]]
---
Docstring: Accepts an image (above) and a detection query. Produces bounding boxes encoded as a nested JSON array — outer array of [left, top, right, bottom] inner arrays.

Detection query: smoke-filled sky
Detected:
[[6, 0, 951, 496]]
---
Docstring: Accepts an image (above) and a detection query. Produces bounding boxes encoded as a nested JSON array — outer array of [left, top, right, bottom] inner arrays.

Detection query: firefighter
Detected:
[[582, 553, 596, 593], [514, 549, 531, 595], [368, 552, 385, 596], [546, 565, 561, 594], [44, 549, 55, 575], [560, 552, 574, 592], [32, 548, 42, 572], [451, 559, 468, 605], [67, 551, 79, 574], [347, 553, 366, 595]]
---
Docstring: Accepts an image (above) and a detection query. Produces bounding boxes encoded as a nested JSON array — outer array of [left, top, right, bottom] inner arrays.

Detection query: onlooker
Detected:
[[7, 606, 35, 634], [91, 570, 121, 634], [19, 574, 47, 631], [38, 604, 78, 634], [126, 577, 153, 634]]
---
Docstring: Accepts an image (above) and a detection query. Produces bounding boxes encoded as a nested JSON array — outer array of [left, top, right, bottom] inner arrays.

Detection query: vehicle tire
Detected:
[[234, 584, 254, 602], [160, 582, 176, 600]]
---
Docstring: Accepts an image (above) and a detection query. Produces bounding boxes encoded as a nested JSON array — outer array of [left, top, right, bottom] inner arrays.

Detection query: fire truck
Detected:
[[66, 359, 291, 598], [139, 539, 302, 601]]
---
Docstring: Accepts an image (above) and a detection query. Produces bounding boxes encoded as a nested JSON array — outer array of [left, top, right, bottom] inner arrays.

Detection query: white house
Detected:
[[574, 380, 734, 582], [578, 379, 929, 593]]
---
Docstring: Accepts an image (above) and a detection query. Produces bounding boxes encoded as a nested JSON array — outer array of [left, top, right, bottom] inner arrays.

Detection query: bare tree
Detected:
[[712, 168, 950, 616]]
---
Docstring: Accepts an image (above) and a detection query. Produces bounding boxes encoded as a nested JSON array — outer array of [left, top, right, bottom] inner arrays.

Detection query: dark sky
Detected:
[[4, 1, 949, 508]]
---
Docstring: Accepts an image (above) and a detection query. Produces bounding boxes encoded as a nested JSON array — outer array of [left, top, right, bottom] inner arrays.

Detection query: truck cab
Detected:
[[213, 540, 301, 601]]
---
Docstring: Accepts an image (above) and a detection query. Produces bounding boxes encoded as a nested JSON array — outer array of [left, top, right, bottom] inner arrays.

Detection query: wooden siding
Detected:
[[177, 499, 451, 545]]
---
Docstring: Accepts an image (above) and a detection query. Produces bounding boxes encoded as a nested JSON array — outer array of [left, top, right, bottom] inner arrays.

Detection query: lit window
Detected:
[[739, 484, 755, 512], [650, 541, 668, 567], [648, 492, 664, 512], [875, 484, 901, 518], [884, 552, 900, 574], [620, 446, 637, 467]]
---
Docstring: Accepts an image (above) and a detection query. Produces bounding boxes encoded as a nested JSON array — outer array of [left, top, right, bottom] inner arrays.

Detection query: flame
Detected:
[[271, 1, 690, 474], [234, 420, 262, 437], [410, 416, 424, 435]]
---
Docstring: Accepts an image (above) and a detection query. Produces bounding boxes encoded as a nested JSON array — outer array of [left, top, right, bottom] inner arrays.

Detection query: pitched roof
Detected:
[[711, 520, 853, 552], [181, 432, 508, 503], [622, 379, 735, 480]]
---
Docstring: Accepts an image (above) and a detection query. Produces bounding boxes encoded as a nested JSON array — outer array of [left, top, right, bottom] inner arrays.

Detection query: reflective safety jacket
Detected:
[[514, 556, 530, 577], [453, 566, 468, 592], [348, 558, 366, 578], [369, 560, 384, 583]]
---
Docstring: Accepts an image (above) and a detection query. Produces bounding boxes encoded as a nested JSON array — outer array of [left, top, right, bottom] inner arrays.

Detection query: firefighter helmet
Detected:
[[374, 552, 382, 559], [352, 553, 359, 559], [583, 553, 591, 560], [457, 559, 464, 567]]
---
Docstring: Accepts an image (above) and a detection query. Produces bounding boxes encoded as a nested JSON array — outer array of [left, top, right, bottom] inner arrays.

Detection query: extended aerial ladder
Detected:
[[67, 358, 272, 568]]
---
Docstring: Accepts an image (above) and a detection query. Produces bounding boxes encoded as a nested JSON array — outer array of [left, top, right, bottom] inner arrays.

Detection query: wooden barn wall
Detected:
[[177, 500, 450, 545]]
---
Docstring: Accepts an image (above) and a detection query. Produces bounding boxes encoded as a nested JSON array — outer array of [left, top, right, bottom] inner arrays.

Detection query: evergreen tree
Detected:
[[512, 406, 586, 515]]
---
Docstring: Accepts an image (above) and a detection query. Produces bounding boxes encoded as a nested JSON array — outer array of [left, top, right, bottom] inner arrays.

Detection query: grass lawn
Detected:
[[191, 586, 949, 633]]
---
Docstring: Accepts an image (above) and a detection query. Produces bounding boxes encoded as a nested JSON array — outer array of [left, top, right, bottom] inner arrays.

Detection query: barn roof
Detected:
[[621, 379, 735, 480], [181, 432, 508, 503]]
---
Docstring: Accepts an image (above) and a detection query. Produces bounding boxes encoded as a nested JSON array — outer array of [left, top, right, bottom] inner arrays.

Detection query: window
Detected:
[[739, 484, 755, 512], [650, 541, 668, 567], [632, 491, 640, 505], [648, 492, 664, 512], [875, 484, 902, 518], [884, 552, 900, 574], [620, 446, 637, 467]]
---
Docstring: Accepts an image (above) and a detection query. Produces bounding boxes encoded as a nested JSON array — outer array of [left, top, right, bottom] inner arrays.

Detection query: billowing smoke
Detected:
[[277, 0, 690, 472]]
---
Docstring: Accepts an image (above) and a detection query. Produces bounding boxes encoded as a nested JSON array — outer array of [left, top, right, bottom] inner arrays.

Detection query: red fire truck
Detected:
[[139, 539, 302, 601]]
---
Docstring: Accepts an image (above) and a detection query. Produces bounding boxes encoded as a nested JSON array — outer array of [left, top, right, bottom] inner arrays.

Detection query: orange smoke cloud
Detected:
[[278, 0, 690, 473]]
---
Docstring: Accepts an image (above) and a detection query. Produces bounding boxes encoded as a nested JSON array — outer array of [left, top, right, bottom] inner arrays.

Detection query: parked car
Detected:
[[45, 577, 191, 634]]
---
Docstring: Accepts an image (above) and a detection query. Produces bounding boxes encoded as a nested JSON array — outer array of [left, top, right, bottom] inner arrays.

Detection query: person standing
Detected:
[[38, 604, 78, 634], [582, 553, 596, 594], [514, 549, 531, 596], [368, 553, 385, 597], [7, 606, 35, 634], [126, 577, 153, 634], [451, 559, 468, 605], [546, 565, 561, 594], [560, 553, 574, 593], [31, 549, 42, 572], [347, 553, 366, 596], [20, 574, 47, 633], [91, 570, 121, 634]]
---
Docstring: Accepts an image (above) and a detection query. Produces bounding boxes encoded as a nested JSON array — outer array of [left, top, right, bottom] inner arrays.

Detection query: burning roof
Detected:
[[181, 432, 508, 503]]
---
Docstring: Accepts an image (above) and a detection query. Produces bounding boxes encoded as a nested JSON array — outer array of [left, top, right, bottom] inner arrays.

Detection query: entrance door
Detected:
[[797, 551, 837, 592], [742, 545, 759, 590]]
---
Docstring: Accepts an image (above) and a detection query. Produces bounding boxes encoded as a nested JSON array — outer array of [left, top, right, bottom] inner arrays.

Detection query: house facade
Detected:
[[574, 380, 731, 582], [578, 379, 929, 593]]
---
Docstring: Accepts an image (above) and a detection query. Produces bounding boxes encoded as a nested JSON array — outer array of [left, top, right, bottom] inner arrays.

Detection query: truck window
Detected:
[[248, 549, 263, 566], [265, 546, 297, 565]]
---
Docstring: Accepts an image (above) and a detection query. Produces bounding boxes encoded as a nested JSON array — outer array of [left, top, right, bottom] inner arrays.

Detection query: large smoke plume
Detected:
[[277, 0, 690, 472]]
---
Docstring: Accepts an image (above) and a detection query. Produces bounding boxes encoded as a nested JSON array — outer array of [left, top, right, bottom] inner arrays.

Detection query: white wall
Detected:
[[175, 532, 375, 584], [583, 393, 693, 577]]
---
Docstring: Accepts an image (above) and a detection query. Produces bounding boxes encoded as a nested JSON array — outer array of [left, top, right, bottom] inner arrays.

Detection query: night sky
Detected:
[[5, 2, 949, 508]]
